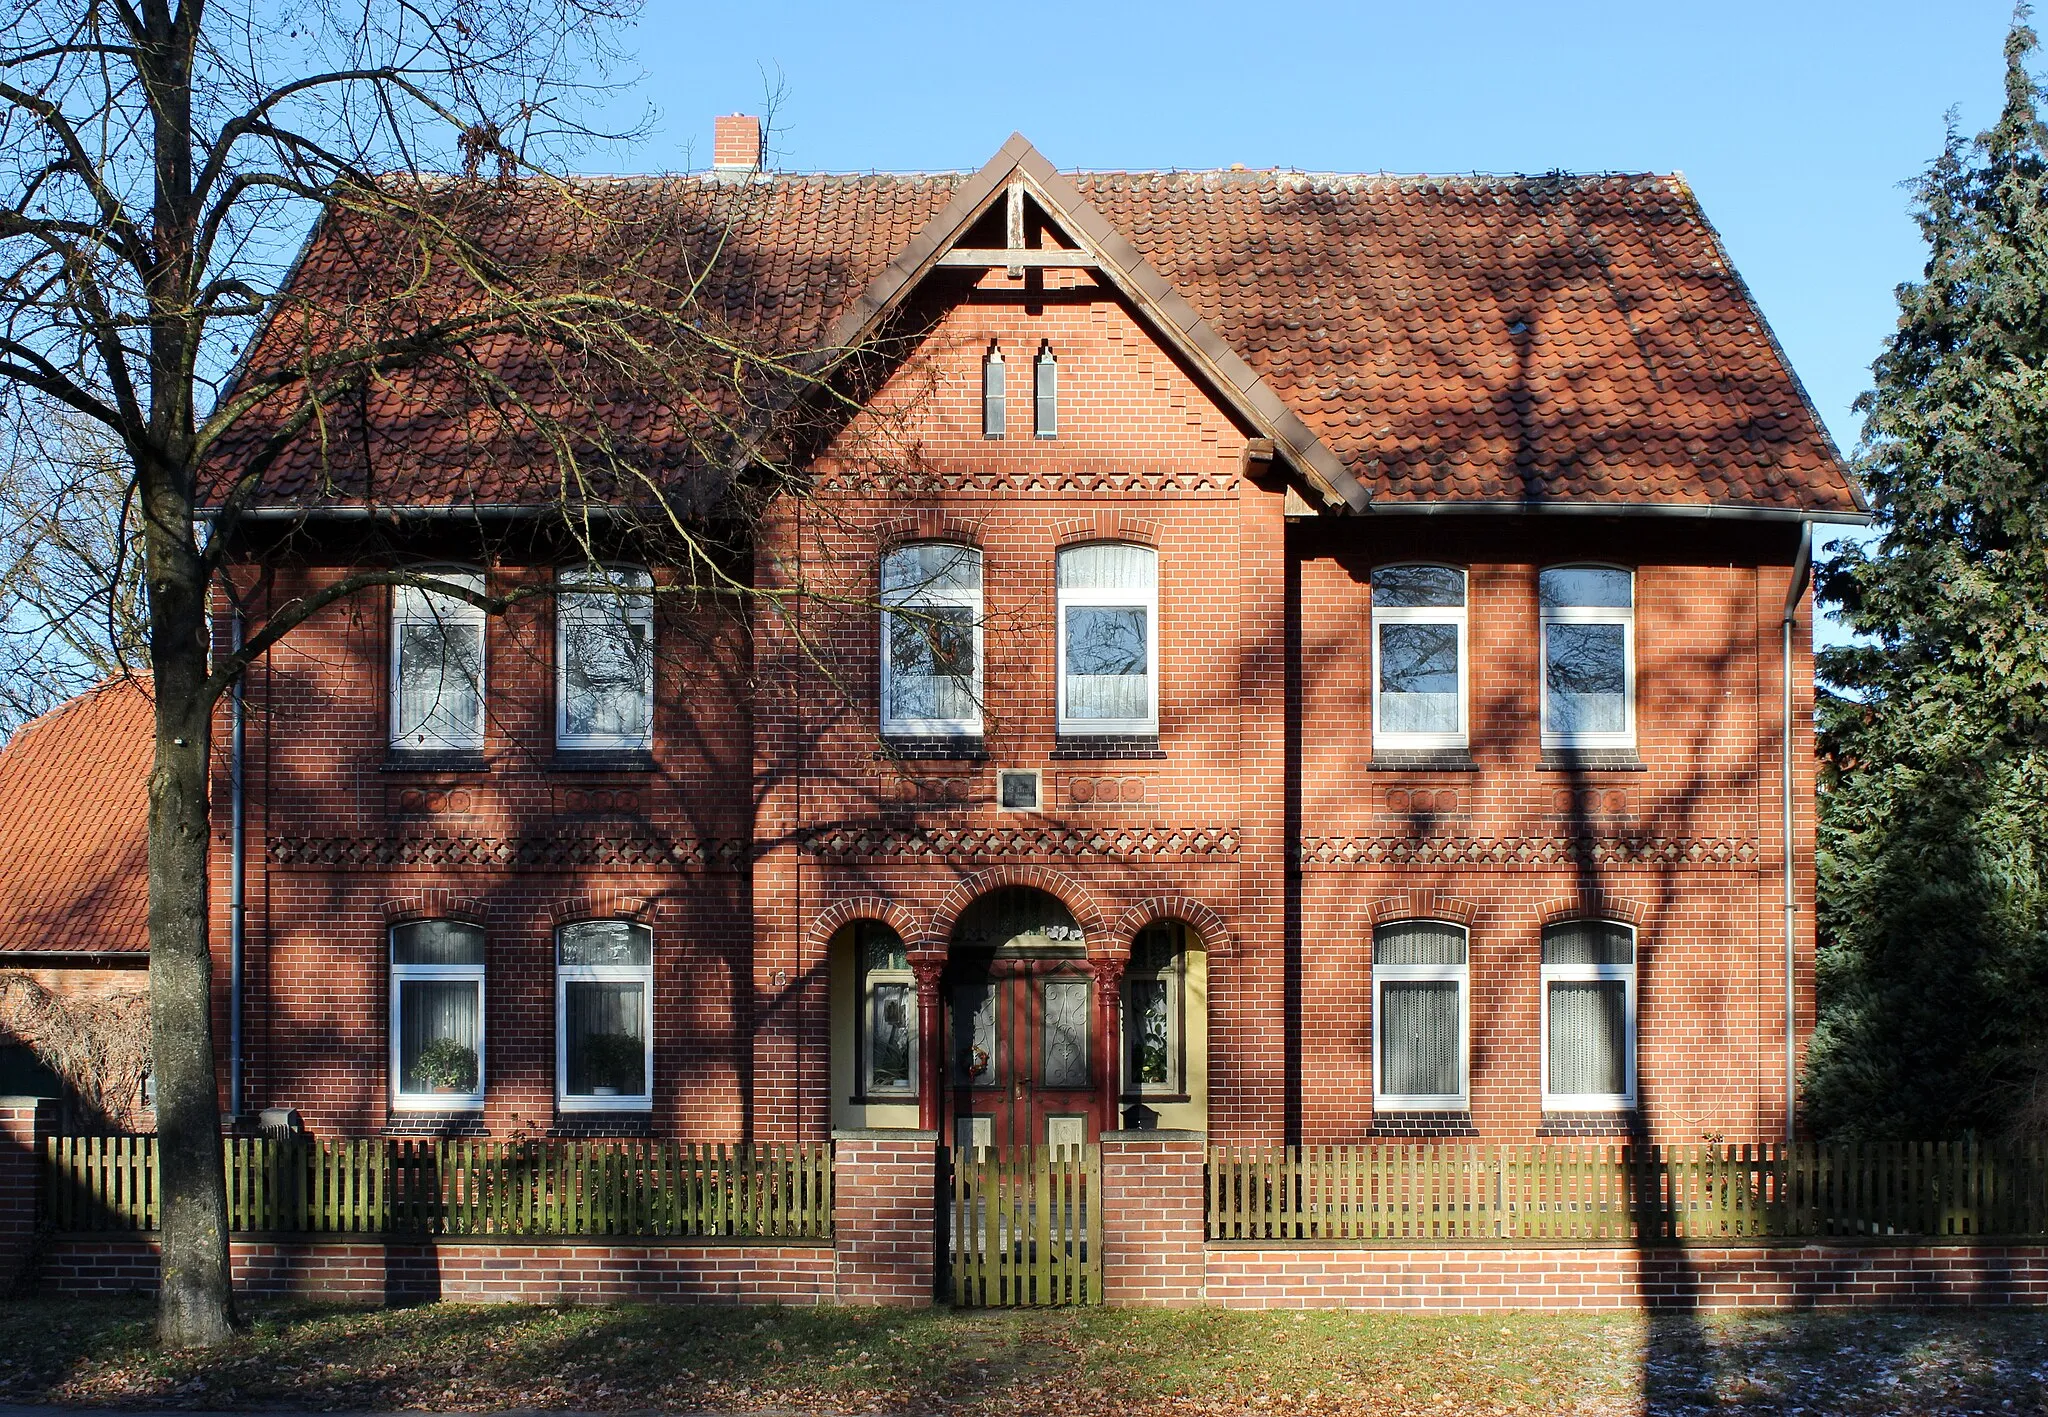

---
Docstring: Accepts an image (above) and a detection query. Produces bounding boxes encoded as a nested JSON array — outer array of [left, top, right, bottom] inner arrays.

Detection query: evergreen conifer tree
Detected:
[[1809, 13, 2048, 1138]]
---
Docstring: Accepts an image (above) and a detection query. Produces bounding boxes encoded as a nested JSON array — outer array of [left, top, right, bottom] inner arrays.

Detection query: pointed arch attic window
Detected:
[[982, 343, 1005, 438], [1034, 343, 1058, 438]]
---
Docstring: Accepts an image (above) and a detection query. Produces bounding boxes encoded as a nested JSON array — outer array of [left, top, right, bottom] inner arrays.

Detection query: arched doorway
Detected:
[[945, 886, 1100, 1152]]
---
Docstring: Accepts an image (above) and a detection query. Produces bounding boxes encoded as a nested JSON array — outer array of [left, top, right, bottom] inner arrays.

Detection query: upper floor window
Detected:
[[881, 543, 983, 735], [557, 919, 653, 1111], [390, 570, 484, 752], [1057, 542, 1157, 735], [982, 344, 1006, 438], [1372, 919, 1468, 1111], [557, 565, 654, 751], [1540, 566, 1634, 748], [390, 919, 484, 1111], [1540, 920, 1637, 1110], [856, 922, 916, 1099], [1371, 565, 1467, 751], [1034, 343, 1058, 438]]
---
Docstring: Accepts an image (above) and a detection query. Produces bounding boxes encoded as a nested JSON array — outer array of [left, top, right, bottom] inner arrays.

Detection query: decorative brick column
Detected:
[[832, 1130, 938, 1306], [1099, 1129, 1206, 1306], [0, 1097, 54, 1288]]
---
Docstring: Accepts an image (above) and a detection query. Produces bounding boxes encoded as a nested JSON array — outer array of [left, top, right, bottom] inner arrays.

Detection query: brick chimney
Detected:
[[712, 114, 763, 176]]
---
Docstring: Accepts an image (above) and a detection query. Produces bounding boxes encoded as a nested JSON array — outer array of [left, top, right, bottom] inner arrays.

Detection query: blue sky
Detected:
[[598, 0, 2021, 631]]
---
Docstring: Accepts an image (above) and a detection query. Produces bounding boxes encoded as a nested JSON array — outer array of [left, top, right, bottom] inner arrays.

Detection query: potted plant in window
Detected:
[[580, 1032, 642, 1097], [416, 1038, 478, 1095]]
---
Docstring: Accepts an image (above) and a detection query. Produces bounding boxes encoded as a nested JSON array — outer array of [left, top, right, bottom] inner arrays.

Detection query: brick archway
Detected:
[[807, 896, 925, 955], [1110, 895, 1232, 958], [1362, 888, 1480, 931], [1537, 891, 1649, 928], [924, 865, 1107, 956]]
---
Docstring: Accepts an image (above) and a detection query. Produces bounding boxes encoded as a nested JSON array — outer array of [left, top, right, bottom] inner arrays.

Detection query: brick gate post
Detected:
[[0, 1097, 55, 1288], [1098, 1129, 1206, 1306], [832, 1130, 939, 1306]]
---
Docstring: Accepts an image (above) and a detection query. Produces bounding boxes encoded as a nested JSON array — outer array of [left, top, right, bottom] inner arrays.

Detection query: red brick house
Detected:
[[208, 121, 1865, 1154]]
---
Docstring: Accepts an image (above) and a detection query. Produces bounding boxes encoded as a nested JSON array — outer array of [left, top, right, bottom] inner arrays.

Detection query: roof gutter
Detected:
[[1780, 518, 1814, 1144]]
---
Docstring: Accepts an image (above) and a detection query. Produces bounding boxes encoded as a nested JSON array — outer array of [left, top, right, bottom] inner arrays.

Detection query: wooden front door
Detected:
[[945, 955, 1099, 1152]]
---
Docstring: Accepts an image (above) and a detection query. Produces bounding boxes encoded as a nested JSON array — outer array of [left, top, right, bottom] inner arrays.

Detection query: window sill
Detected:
[[1368, 749, 1476, 773], [878, 735, 987, 761], [1120, 1091, 1191, 1105], [1368, 1111, 1479, 1138], [385, 1113, 490, 1136], [1538, 748, 1646, 772], [550, 1113, 653, 1137], [850, 1093, 919, 1105], [1051, 734, 1163, 760], [548, 750, 658, 773], [382, 751, 490, 774]]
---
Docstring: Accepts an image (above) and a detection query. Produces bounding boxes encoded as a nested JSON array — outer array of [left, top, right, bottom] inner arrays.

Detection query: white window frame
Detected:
[[1371, 920, 1469, 1111], [880, 542, 984, 737], [1121, 922, 1184, 1097], [1539, 921, 1638, 1111], [1539, 564, 1636, 750], [857, 923, 917, 1100], [983, 344, 1006, 438], [389, 921, 485, 1113], [389, 568, 486, 751], [1370, 564, 1468, 752], [1056, 541, 1159, 736], [555, 564, 655, 751], [555, 921, 654, 1113], [1034, 343, 1057, 438]]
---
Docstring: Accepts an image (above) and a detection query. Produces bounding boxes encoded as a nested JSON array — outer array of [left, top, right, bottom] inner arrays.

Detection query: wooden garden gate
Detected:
[[942, 1144, 1101, 1305]]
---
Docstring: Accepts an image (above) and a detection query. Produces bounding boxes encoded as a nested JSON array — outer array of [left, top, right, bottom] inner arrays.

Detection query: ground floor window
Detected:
[[390, 919, 484, 1110], [1373, 919, 1468, 1110], [557, 919, 653, 1111], [856, 922, 915, 1099], [1541, 919, 1637, 1109], [1123, 921, 1187, 1096]]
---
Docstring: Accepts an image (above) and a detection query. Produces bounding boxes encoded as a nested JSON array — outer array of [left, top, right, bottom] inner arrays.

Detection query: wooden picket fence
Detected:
[[42, 1135, 833, 1238], [1208, 1141, 2048, 1242], [945, 1144, 1101, 1306]]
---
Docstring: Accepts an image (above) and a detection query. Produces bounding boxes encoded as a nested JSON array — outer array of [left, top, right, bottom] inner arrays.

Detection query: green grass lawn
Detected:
[[0, 1299, 2042, 1415]]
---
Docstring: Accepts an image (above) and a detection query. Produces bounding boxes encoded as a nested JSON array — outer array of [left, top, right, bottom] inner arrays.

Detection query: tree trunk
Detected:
[[145, 524, 235, 1346]]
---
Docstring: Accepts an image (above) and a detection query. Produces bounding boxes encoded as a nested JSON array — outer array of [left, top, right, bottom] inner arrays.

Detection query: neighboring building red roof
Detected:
[[0, 677, 152, 955], [213, 143, 1860, 517]]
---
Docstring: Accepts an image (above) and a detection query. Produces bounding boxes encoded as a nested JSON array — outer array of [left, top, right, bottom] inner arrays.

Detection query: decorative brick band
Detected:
[[270, 835, 749, 871], [1297, 835, 1760, 869], [818, 468, 1235, 496], [801, 823, 1239, 861]]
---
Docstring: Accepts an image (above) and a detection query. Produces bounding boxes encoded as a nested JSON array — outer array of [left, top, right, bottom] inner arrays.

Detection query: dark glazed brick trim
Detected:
[[381, 752, 490, 774], [384, 1114, 489, 1137], [550, 1113, 653, 1137], [1367, 750, 1478, 773], [877, 736, 988, 761], [1538, 749, 1647, 773], [1538, 1111, 1642, 1137], [1369, 1112, 1479, 1138], [1051, 734, 1164, 760], [548, 751, 659, 773]]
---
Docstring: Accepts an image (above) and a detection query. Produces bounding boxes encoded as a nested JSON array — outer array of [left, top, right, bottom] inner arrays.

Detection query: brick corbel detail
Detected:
[[807, 897, 925, 955], [379, 891, 489, 926], [1109, 896, 1233, 959], [548, 891, 653, 927], [1364, 889, 1480, 928], [1537, 892, 1649, 927], [924, 864, 1106, 953]]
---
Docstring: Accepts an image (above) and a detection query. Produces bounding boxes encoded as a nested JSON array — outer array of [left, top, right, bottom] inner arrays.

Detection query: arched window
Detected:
[[1057, 542, 1158, 735], [881, 543, 983, 735], [1123, 920, 1189, 1096], [982, 343, 1006, 438], [390, 920, 485, 1110], [855, 922, 915, 1099], [556, 564, 654, 750], [1371, 565, 1467, 750], [390, 569, 485, 751], [556, 920, 653, 1111], [1541, 920, 1636, 1109], [1372, 919, 1468, 1110], [1034, 342, 1058, 438], [1539, 565, 1635, 748]]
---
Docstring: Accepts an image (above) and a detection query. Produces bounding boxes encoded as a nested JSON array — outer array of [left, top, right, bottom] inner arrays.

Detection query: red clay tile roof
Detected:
[[217, 159, 1860, 516], [0, 677, 152, 955]]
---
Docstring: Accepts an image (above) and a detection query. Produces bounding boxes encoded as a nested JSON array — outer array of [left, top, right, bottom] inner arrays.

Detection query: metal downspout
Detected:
[[229, 616, 246, 1121], [1780, 522, 1813, 1144]]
